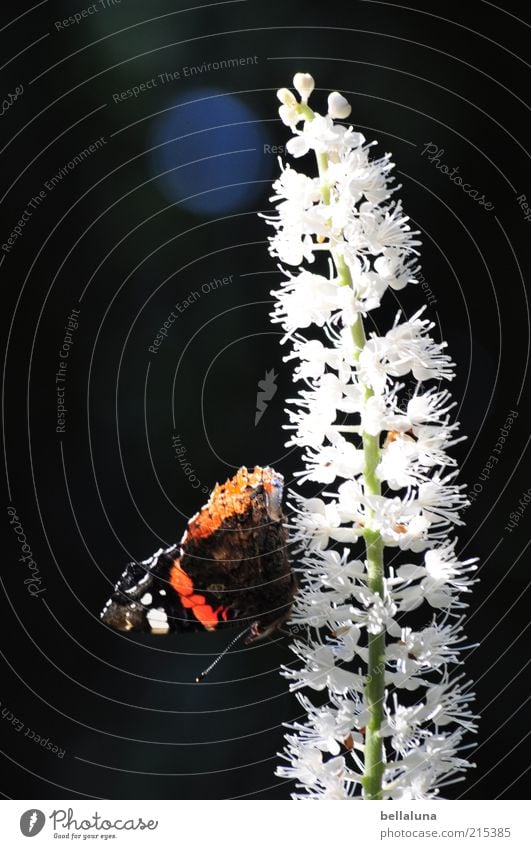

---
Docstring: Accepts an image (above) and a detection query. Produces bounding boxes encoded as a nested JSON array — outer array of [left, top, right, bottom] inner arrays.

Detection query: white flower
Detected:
[[362, 493, 432, 551], [385, 309, 455, 381], [279, 103, 302, 128], [318, 548, 365, 586], [336, 478, 366, 524], [287, 113, 361, 158], [395, 542, 477, 611], [269, 163, 321, 212], [328, 147, 389, 205], [297, 437, 364, 484], [336, 267, 389, 319], [277, 734, 363, 799], [289, 492, 360, 549], [387, 730, 472, 798], [284, 406, 335, 449], [425, 676, 478, 732], [270, 269, 338, 333], [295, 372, 346, 414], [384, 699, 426, 754], [415, 472, 468, 527], [277, 737, 345, 786], [277, 83, 304, 127], [277, 87, 297, 107], [331, 625, 368, 664], [268, 227, 316, 266], [377, 435, 425, 490], [413, 424, 462, 466], [374, 248, 420, 291], [359, 309, 455, 391], [292, 549, 366, 620], [350, 586, 401, 636], [358, 339, 392, 394], [407, 387, 456, 426], [283, 643, 365, 694], [376, 425, 460, 490], [285, 692, 364, 756], [284, 336, 350, 382], [385, 770, 437, 800], [423, 544, 478, 598], [346, 200, 420, 256], [359, 394, 409, 437]]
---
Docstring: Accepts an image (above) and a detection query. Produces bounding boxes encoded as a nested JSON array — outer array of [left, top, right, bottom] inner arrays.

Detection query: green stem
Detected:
[[298, 102, 314, 122], [361, 446, 386, 800], [304, 121, 386, 798], [336, 252, 352, 288], [297, 103, 331, 205], [350, 309, 386, 799], [316, 152, 330, 204]]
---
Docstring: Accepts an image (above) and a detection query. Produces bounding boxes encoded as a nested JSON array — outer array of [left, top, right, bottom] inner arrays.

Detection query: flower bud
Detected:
[[277, 87, 297, 106], [327, 91, 352, 119], [293, 73, 315, 103], [278, 104, 299, 127]]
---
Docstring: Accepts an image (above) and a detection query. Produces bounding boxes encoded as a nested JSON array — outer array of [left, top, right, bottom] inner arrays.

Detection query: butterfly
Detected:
[[100, 466, 295, 646]]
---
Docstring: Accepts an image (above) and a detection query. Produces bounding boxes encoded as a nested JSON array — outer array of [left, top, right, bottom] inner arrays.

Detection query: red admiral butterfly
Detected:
[[100, 467, 295, 646]]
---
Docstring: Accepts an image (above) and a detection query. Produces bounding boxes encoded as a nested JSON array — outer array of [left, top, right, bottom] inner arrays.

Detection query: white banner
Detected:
[[0, 799, 526, 848]]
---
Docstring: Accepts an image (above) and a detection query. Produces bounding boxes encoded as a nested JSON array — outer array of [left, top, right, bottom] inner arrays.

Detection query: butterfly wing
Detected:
[[100, 544, 189, 634], [100, 466, 294, 638], [180, 466, 295, 638]]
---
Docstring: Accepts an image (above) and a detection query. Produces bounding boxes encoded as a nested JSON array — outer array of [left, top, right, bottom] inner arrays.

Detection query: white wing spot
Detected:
[[147, 607, 169, 634], [140, 593, 152, 605]]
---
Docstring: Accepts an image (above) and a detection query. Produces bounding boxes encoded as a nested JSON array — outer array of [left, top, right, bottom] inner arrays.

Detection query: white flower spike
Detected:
[[263, 74, 478, 800]]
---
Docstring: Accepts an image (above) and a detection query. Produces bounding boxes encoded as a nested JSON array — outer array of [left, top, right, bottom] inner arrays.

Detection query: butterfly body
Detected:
[[101, 467, 295, 642]]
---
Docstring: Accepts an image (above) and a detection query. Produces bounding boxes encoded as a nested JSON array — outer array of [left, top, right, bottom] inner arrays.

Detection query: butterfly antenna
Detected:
[[195, 626, 253, 683]]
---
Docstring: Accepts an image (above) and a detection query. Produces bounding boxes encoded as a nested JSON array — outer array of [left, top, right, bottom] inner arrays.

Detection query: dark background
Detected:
[[1, 0, 529, 800]]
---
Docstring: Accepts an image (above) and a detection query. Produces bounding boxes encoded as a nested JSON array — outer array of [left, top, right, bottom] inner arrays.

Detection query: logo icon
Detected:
[[255, 368, 278, 425], [20, 809, 45, 837]]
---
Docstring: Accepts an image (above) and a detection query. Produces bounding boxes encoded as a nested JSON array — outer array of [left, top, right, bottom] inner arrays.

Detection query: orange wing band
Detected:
[[170, 562, 228, 630]]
